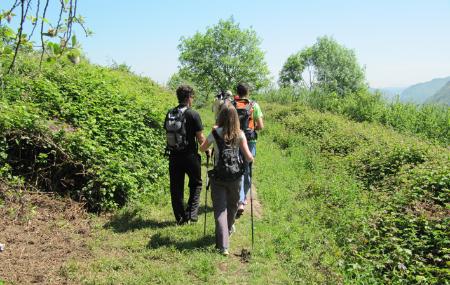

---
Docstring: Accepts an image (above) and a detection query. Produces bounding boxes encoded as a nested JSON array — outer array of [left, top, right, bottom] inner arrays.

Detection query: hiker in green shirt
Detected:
[[232, 83, 264, 218]]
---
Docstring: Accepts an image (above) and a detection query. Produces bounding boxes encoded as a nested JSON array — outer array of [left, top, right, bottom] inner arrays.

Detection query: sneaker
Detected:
[[178, 217, 198, 225], [220, 248, 229, 256], [236, 203, 244, 219], [176, 217, 185, 225], [229, 224, 236, 237], [187, 218, 198, 224]]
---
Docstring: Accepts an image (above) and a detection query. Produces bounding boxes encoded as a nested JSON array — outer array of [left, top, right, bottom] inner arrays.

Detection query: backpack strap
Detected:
[[212, 129, 224, 153], [178, 105, 188, 114], [231, 99, 237, 108], [246, 100, 254, 112]]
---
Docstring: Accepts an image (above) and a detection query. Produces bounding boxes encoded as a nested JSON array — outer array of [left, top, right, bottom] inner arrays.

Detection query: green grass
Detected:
[[3, 52, 447, 284], [64, 107, 288, 284], [65, 105, 375, 284], [3, 97, 444, 284], [66, 192, 290, 284]]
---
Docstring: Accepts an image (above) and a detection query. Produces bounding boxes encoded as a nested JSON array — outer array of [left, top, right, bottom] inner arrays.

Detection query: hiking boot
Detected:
[[176, 217, 186, 226], [236, 203, 245, 219], [187, 218, 198, 224], [220, 248, 229, 256]]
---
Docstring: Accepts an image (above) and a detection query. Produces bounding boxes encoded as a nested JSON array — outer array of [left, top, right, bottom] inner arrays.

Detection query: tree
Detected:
[[279, 36, 366, 96], [166, 72, 209, 107], [166, 72, 197, 92], [178, 18, 270, 99], [0, 0, 91, 73], [278, 47, 314, 90]]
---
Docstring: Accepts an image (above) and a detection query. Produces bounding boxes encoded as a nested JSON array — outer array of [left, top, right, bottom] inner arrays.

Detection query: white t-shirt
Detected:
[[207, 127, 245, 166]]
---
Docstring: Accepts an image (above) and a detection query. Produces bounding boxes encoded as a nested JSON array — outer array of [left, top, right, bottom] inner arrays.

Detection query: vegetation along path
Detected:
[[64, 104, 369, 284], [3, 101, 448, 284]]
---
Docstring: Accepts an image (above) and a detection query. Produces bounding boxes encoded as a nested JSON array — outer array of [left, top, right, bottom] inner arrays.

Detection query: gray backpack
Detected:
[[165, 106, 188, 152]]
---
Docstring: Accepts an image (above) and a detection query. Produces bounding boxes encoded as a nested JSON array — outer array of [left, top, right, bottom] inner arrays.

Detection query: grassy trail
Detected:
[[66, 108, 290, 284], [67, 106, 367, 284], [68, 153, 289, 284]]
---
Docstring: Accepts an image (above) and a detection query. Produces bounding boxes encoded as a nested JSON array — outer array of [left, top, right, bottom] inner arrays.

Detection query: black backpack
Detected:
[[209, 129, 244, 181], [164, 106, 188, 152]]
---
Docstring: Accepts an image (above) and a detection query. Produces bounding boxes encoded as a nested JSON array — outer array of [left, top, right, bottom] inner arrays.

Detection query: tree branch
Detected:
[[39, 0, 50, 68], [28, 0, 41, 40], [7, 0, 26, 73]]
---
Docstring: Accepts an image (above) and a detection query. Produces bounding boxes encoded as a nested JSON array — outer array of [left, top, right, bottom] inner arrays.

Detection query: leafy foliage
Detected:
[[0, 54, 175, 211], [351, 159, 449, 284], [0, 0, 91, 72], [279, 36, 366, 96], [256, 87, 450, 145], [263, 102, 450, 284], [178, 18, 270, 98], [166, 72, 208, 108]]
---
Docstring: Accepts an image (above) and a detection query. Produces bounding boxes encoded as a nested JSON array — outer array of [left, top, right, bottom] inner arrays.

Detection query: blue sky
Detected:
[[5, 0, 450, 88]]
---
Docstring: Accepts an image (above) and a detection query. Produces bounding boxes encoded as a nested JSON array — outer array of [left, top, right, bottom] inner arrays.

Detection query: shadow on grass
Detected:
[[104, 208, 176, 233], [197, 204, 214, 215], [147, 232, 215, 251]]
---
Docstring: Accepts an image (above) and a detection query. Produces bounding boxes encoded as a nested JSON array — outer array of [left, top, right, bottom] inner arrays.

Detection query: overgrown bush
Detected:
[[0, 55, 175, 211], [345, 157, 450, 284], [263, 102, 450, 283], [256, 87, 450, 145], [349, 140, 431, 188]]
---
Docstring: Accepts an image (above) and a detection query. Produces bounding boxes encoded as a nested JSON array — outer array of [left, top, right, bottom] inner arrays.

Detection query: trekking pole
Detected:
[[250, 162, 254, 249], [250, 185, 254, 249], [203, 154, 210, 237]]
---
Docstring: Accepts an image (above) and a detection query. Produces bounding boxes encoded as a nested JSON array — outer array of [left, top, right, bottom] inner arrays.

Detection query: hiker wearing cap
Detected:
[[164, 85, 208, 225], [212, 90, 233, 121], [200, 103, 254, 256], [233, 83, 264, 218]]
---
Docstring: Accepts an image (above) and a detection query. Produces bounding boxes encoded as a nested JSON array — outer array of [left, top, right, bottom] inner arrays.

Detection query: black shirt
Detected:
[[167, 104, 203, 154]]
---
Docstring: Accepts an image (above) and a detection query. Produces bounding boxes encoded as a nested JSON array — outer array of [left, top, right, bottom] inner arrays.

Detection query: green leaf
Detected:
[[71, 34, 77, 48]]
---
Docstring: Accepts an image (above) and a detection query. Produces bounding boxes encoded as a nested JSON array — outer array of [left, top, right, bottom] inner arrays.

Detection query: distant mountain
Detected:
[[370, 87, 405, 102], [400, 76, 450, 104], [425, 81, 450, 106]]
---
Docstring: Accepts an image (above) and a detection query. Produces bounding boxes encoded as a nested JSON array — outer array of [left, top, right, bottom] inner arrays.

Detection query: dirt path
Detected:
[[250, 184, 263, 218], [0, 182, 264, 283], [0, 192, 92, 285]]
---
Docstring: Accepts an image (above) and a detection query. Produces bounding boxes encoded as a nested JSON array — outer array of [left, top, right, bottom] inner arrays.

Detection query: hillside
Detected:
[[400, 76, 450, 104], [425, 81, 450, 105], [2, 81, 449, 284], [0, 55, 176, 211], [1, 54, 449, 284]]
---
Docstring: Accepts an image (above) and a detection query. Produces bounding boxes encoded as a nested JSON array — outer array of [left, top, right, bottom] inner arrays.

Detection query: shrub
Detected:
[[0, 55, 175, 211], [346, 158, 450, 283], [258, 88, 450, 145], [349, 140, 431, 187], [263, 102, 449, 283]]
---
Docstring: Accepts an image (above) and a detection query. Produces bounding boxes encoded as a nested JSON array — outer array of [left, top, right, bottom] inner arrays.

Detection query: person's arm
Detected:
[[196, 131, 206, 146], [255, 117, 264, 130], [191, 110, 206, 146], [200, 133, 211, 152], [239, 136, 254, 162], [253, 103, 264, 130], [198, 131, 213, 157]]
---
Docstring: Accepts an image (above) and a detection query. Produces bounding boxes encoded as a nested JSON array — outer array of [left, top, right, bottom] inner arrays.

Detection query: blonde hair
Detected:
[[217, 102, 240, 146]]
